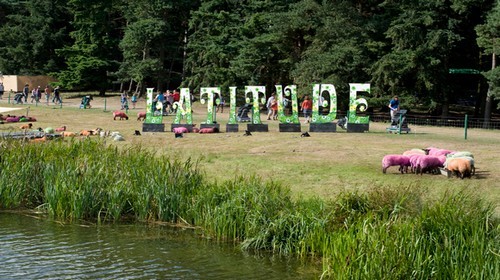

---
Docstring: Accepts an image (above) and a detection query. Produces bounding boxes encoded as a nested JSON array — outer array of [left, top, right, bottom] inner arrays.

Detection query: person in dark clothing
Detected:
[[388, 96, 400, 124], [23, 84, 29, 103], [53, 86, 62, 104]]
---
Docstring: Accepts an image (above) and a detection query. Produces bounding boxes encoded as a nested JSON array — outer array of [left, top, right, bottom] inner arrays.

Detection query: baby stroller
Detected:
[[14, 92, 24, 104], [337, 116, 348, 130], [391, 109, 409, 127], [80, 95, 93, 109], [387, 109, 411, 133], [237, 103, 252, 122]]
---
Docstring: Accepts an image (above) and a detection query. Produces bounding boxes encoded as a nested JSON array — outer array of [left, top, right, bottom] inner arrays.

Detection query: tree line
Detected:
[[0, 0, 498, 118]]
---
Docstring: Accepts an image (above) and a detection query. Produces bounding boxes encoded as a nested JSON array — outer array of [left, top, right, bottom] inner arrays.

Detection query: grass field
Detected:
[[1, 94, 499, 216]]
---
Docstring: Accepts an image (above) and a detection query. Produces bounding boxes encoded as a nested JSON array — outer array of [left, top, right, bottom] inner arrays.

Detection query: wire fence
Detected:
[[370, 114, 500, 130]]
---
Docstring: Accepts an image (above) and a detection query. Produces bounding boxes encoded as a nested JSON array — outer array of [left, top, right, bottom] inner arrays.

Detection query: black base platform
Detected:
[[247, 124, 269, 132], [143, 123, 165, 132], [347, 123, 369, 133], [279, 123, 301, 132], [309, 123, 337, 132], [226, 124, 239, 132]]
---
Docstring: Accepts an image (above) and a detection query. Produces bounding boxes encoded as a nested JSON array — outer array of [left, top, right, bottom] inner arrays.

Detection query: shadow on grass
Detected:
[[368, 131, 430, 135], [472, 169, 489, 180]]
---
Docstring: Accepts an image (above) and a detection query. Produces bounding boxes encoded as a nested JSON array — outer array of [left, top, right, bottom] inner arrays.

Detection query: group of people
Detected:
[[119, 91, 140, 110], [266, 94, 400, 124], [152, 89, 181, 115], [16, 84, 62, 105], [265, 93, 313, 123], [116, 89, 185, 114], [266, 93, 278, 120]]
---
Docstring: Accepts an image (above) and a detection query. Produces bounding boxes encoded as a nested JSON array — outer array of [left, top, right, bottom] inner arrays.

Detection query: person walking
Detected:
[[23, 84, 29, 103], [216, 95, 225, 113], [171, 90, 180, 113], [0, 82, 4, 100], [301, 95, 313, 123], [30, 87, 39, 103], [44, 85, 51, 105], [131, 93, 138, 109], [36, 86, 42, 102], [270, 97, 278, 120], [166, 90, 173, 112], [266, 93, 276, 120], [53, 86, 62, 104], [120, 91, 128, 110], [388, 96, 400, 124], [172, 89, 180, 101]]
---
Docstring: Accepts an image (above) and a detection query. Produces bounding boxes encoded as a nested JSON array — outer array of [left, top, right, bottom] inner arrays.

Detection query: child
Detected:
[[301, 95, 312, 123], [120, 91, 128, 110], [271, 98, 278, 120], [131, 93, 137, 109], [216, 95, 225, 113], [30, 87, 37, 103], [266, 93, 276, 120]]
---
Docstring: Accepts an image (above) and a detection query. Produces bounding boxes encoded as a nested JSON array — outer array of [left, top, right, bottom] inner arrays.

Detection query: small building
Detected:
[[0, 75, 57, 92]]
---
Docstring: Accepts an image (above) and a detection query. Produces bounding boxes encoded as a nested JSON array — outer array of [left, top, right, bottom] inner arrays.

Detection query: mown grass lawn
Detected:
[[1, 94, 499, 216]]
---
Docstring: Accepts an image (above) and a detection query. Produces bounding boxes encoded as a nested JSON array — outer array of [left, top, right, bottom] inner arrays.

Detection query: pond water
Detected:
[[0, 212, 321, 279]]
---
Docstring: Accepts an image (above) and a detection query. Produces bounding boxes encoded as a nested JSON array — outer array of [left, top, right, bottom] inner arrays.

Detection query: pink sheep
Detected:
[[425, 147, 455, 157], [172, 127, 189, 134], [408, 154, 426, 173], [137, 111, 146, 121], [402, 149, 426, 156], [415, 155, 445, 175], [199, 127, 220, 134], [6, 116, 20, 122], [113, 111, 129, 120], [382, 155, 411, 174]]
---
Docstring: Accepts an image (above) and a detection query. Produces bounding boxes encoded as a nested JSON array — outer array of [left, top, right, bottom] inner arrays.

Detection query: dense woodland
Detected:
[[0, 0, 498, 118]]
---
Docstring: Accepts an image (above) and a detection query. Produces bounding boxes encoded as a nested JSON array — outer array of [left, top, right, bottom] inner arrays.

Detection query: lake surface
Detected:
[[0, 212, 321, 279]]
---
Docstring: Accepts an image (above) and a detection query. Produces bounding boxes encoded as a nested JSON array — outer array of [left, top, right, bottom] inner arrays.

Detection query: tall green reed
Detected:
[[0, 139, 204, 222], [318, 191, 499, 279]]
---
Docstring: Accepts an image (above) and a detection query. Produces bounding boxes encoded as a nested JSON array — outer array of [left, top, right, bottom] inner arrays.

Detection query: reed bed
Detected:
[[0, 139, 498, 279]]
